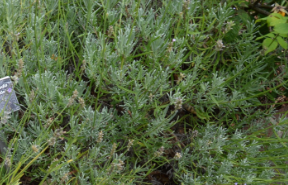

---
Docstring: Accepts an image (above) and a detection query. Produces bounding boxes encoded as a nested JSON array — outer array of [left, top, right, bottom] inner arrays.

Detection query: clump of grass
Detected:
[[0, 0, 287, 184]]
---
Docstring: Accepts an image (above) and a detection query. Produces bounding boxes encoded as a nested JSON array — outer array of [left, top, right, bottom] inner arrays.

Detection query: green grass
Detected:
[[0, 0, 288, 184]]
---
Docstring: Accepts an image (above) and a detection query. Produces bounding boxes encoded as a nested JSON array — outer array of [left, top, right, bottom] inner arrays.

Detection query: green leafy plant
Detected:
[[256, 3, 288, 55]]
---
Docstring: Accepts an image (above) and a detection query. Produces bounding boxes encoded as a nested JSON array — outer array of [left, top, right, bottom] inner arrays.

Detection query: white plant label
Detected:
[[0, 76, 20, 113]]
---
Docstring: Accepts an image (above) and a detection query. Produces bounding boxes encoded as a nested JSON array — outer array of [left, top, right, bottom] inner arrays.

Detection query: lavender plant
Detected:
[[0, 0, 287, 184]]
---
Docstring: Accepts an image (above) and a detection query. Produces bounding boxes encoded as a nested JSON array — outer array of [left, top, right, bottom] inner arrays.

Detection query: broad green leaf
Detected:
[[263, 38, 278, 55], [265, 42, 278, 55], [263, 38, 274, 48], [276, 36, 288, 49], [255, 17, 267, 23], [280, 33, 288, 38], [274, 23, 288, 34], [267, 13, 286, 27], [266, 33, 276, 38], [256, 33, 275, 41], [270, 12, 284, 19]]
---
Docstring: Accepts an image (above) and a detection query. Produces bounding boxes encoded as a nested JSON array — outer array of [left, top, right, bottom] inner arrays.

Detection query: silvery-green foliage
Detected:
[[168, 89, 185, 106], [84, 33, 118, 81], [116, 25, 136, 58], [197, 125, 227, 153], [30, 71, 60, 102], [102, 0, 118, 11], [146, 106, 176, 137], [1, 112, 20, 133], [0, 0, 287, 184], [165, 44, 186, 69], [22, 33, 60, 72], [161, 0, 185, 15], [143, 67, 170, 94], [87, 146, 110, 166], [138, 13, 172, 60], [122, 90, 147, 111], [64, 8, 79, 34], [187, 0, 200, 16], [137, 8, 156, 41], [179, 173, 201, 185], [128, 61, 146, 81], [107, 9, 120, 24], [108, 65, 130, 86], [12, 133, 34, 162], [26, 71, 86, 107], [148, 36, 169, 62], [49, 161, 71, 184], [43, 0, 58, 14], [0, 0, 24, 41], [74, 146, 127, 183], [27, 120, 44, 137], [210, 3, 234, 30], [176, 124, 275, 184], [118, 0, 132, 15], [71, 106, 115, 143], [23, 27, 36, 48], [77, 172, 91, 185], [185, 35, 267, 117], [62, 143, 81, 161], [151, 14, 171, 39]]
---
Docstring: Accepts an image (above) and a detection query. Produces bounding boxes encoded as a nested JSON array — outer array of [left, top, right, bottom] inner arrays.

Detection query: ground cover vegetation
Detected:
[[0, 0, 288, 184]]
